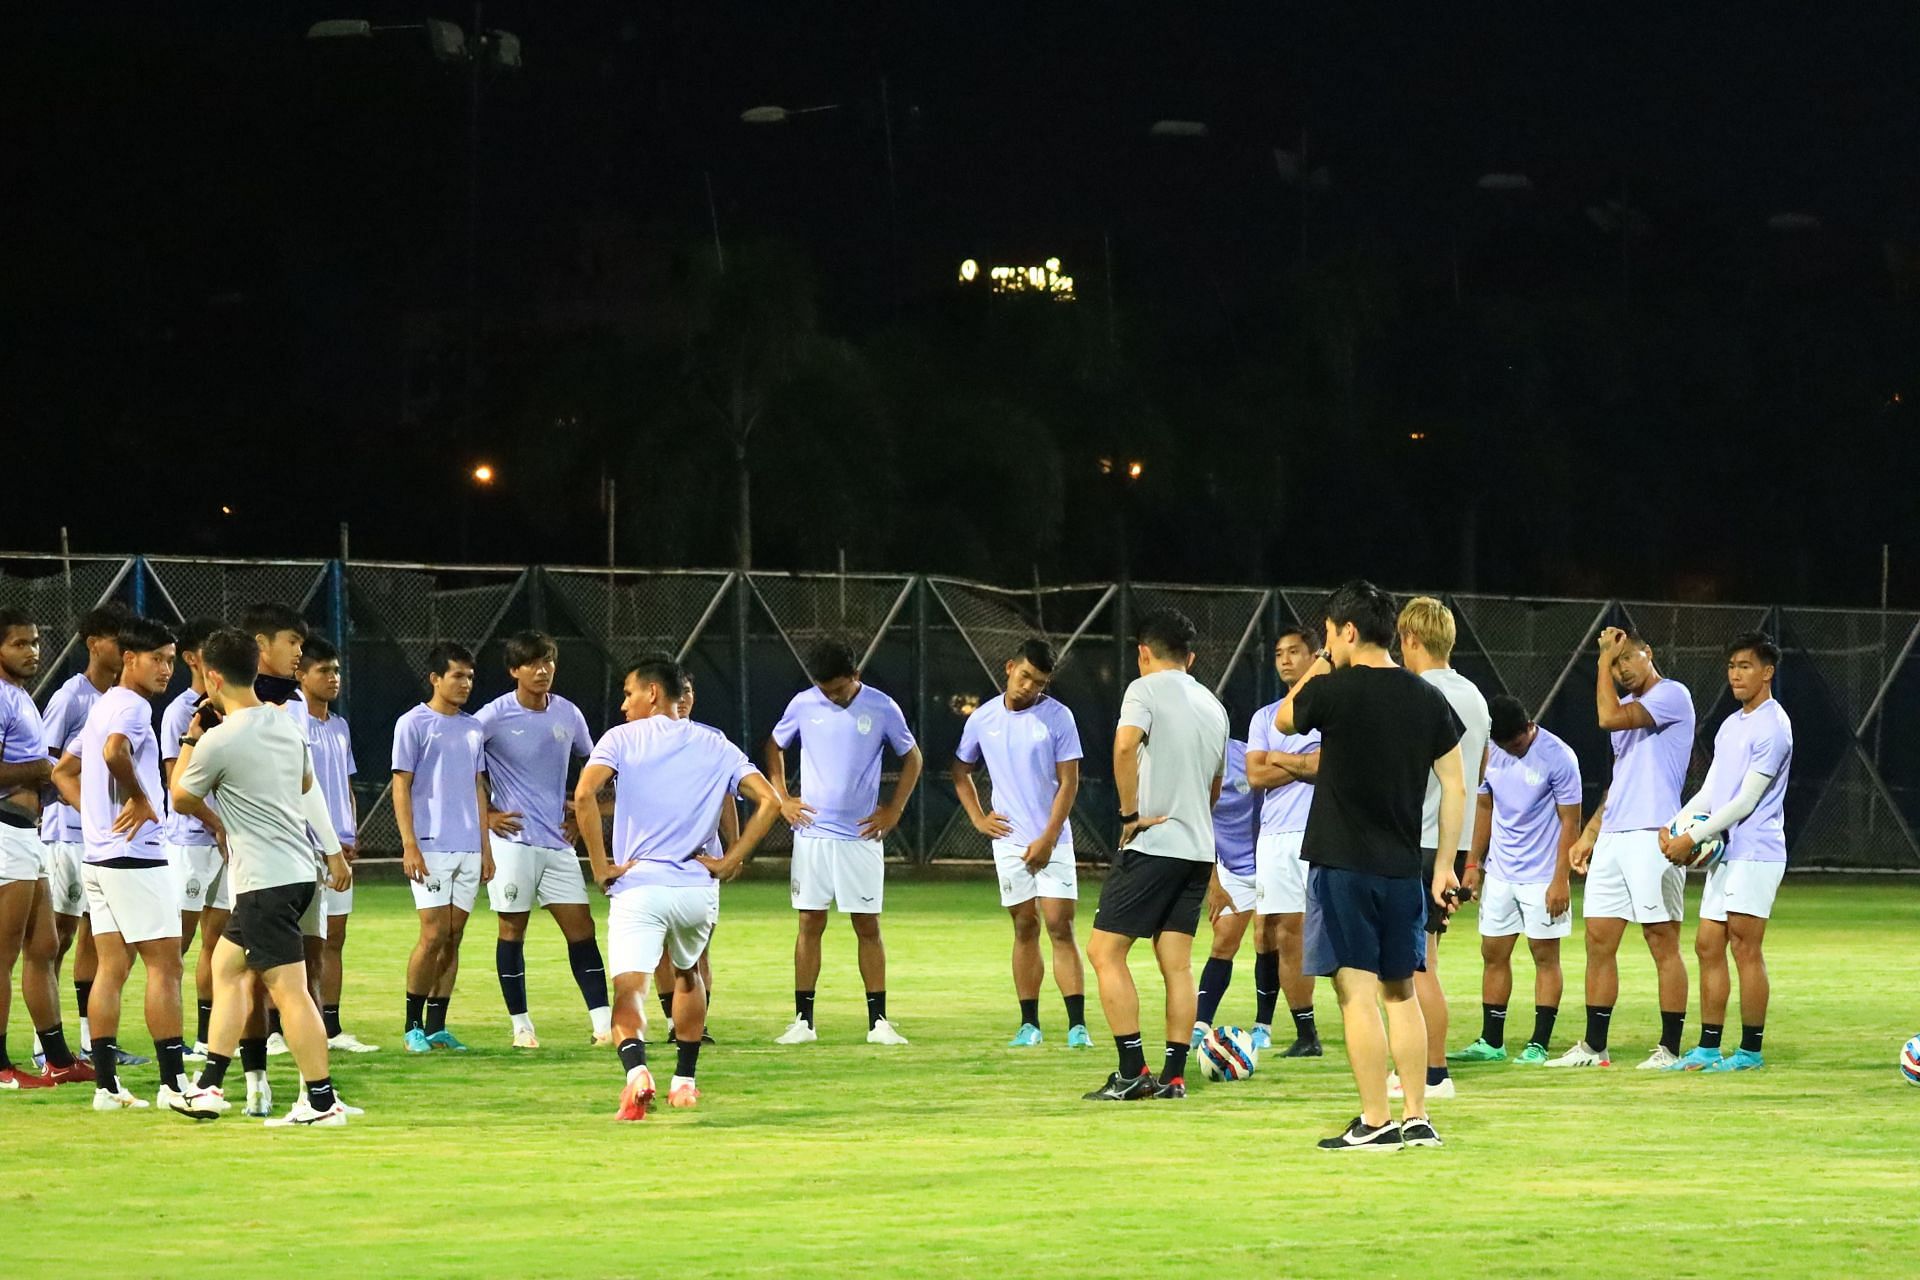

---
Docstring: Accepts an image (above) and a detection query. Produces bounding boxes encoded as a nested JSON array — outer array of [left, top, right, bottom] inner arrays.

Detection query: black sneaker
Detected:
[[700, 1030, 716, 1045], [1282, 1037, 1324, 1058], [1316, 1116, 1403, 1152], [1083, 1070, 1159, 1101], [1400, 1116, 1443, 1148], [1150, 1076, 1187, 1099]]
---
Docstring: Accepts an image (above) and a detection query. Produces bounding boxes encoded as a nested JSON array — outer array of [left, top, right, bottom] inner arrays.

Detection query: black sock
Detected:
[[322, 1005, 342, 1039], [1699, 1022, 1724, 1050], [37, 1024, 75, 1068], [1530, 1005, 1558, 1050], [1163, 1041, 1190, 1082], [305, 1075, 337, 1112], [1063, 993, 1086, 1028], [617, 1037, 647, 1073], [1195, 957, 1233, 1027], [268, 1008, 282, 1038], [406, 992, 427, 1032], [198, 1052, 232, 1091], [1660, 1010, 1685, 1055], [1481, 1002, 1508, 1049], [1115, 1032, 1146, 1078], [567, 938, 609, 1010], [196, 1001, 212, 1045], [1741, 1024, 1764, 1054], [156, 1036, 188, 1093], [1018, 998, 1039, 1028], [75, 979, 93, 1025], [1253, 951, 1281, 1027], [92, 1036, 119, 1094], [675, 1038, 701, 1080], [1291, 1006, 1318, 1041], [1427, 1064, 1449, 1086], [658, 990, 675, 1027], [240, 1036, 269, 1073], [865, 990, 887, 1028], [0, 1031, 10, 1071], [795, 989, 816, 1027], [1585, 1004, 1613, 1052], [495, 939, 528, 1016], [424, 997, 449, 1035]]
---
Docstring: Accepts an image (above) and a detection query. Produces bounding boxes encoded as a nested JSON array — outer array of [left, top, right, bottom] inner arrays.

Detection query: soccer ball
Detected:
[[1197, 1025, 1258, 1082], [1900, 1035, 1920, 1086], [1666, 812, 1726, 870]]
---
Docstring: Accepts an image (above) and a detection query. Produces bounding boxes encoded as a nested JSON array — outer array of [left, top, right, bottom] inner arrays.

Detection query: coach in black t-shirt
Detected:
[[1272, 580, 1466, 1152]]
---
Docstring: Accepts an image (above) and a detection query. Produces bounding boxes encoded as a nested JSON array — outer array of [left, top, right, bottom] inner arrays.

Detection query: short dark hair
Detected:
[[427, 641, 474, 676], [0, 607, 33, 638], [80, 602, 132, 641], [1322, 580, 1398, 649], [201, 628, 259, 686], [626, 652, 685, 702], [1727, 631, 1781, 667], [504, 630, 557, 670], [1276, 624, 1321, 650], [1011, 638, 1056, 674], [176, 617, 221, 654], [299, 635, 339, 667], [242, 602, 309, 641], [117, 617, 176, 655], [803, 638, 858, 684], [1488, 694, 1530, 743], [1136, 608, 1196, 660]]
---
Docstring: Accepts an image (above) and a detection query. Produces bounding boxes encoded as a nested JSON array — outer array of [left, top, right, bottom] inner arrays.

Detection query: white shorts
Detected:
[[1217, 865, 1257, 915], [1254, 831, 1309, 916], [1699, 859, 1785, 922], [608, 883, 718, 978], [791, 835, 885, 913], [1584, 830, 1685, 925], [0, 825, 44, 883], [1477, 872, 1572, 940], [992, 838, 1078, 908], [487, 839, 589, 912], [45, 840, 87, 916], [301, 867, 327, 940], [410, 850, 482, 912], [323, 881, 354, 916], [171, 844, 232, 913], [83, 862, 182, 944]]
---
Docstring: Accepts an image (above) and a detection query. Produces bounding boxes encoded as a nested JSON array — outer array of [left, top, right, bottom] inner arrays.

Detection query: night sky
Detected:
[[12, 4, 1920, 604]]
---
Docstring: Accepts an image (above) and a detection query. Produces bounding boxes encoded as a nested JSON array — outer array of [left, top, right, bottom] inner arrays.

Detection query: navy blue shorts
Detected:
[[1302, 864, 1428, 982]]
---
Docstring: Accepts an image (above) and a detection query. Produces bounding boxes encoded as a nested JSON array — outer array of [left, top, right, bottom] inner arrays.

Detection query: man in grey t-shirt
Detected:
[[171, 629, 351, 1127]]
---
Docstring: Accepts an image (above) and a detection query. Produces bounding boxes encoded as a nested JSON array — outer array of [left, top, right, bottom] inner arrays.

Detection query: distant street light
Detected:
[[1127, 460, 1144, 480], [472, 463, 495, 485]]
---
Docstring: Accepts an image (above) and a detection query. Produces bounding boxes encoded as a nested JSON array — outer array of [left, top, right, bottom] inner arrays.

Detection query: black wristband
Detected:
[[1118, 811, 1138, 824]]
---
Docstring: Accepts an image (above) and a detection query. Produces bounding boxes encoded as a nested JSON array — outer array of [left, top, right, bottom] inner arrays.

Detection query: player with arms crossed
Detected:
[[1273, 581, 1464, 1151], [767, 639, 922, 1047], [393, 642, 494, 1053], [1244, 627, 1323, 1056], [950, 638, 1090, 1049], [475, 631, 611, 1049], [296, 636, 377, 1053], [1661, 632, 1791, 1073], [1191, 737, 1261, 1048], [1548, 626, 1695, 1070], [1450, 695, 1581, 1065], [575, 656, 782, 1117], [1082, 609, 1228, 1102]]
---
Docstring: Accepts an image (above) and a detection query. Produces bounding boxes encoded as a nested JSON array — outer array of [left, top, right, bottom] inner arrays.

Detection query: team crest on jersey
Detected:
[[856, 714, 874, 735], [1232, 776, 1251, 794], [1030, 721, 1050, 742], [551, 724, 571, 743], [1523, 768, 1544, 786]]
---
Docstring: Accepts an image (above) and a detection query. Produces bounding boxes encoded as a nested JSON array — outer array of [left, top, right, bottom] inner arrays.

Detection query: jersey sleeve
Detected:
[[40, 689, 74, 758], [770, 694, 803, 749], [104, 691, 148, 743], [174, 724, 226, 799], [1247, 704, 1273, 753], [160, 699, 187, 761], [881, 696, 916, 755], [1644, 681, 1691, 730], [473, 699, 499, 741], [1550, 748, 1583, 806], [955, 707, 983, 764], [570, 705, 594, 759], [1750, 716, 1792, 776], [1118, 681, 1153, 734], [1430, 689, 1465, 762], [341, 718, 358, 777], [1051, 704, 1084, 764], [725, 740, 760, 790], [391, 713, 423, 773], [585, 726, 623, 775]]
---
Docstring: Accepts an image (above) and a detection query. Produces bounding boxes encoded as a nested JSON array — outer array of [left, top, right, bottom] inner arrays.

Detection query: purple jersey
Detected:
[[1700, 699, 1793, 864], [391, 703, 486, 853], [1, 680, 45, 816], [304, 706, 358, 847], [38, 672, 106, 843], [1248, 698, 1319, 835], [770, 684, 916, 840], [79, 685, 166, 863], [1600, 678, 1694, 833], [1212, 738, 1259, 876], [160, 687, 216, 847], [1481, 726, 1582, 883], [475, 691, 593, 850], [588, 715, 760, 891], [955, 693, 1081, 848]]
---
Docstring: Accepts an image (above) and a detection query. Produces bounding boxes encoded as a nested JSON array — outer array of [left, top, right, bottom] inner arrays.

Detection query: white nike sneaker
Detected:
[[185, 1042, 208, 1063], [244, 1078, 274, 1118], [264, 1032, 290, 1057], [92, 1087, 150, 1111], [774, 1017, 818, 1045], [189, 1085, 233, 1115], [265, 1099, 348, 1127], [1543, 1040, 1611, 1068], [866, 1018, 909, 1046], [1386, 1072, 1456, 1100], [1636, 1045, 1680, 1070], [158, 1084, 225, 1119], [590, 1029, 616, 1047], [512, 1027, 541, 1050], [332, 1092, 366, 1117], [328, 1033, 380, 1054]]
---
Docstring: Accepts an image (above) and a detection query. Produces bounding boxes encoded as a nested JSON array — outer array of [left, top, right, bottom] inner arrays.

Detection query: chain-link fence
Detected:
[[4, 552, 1915, 871]]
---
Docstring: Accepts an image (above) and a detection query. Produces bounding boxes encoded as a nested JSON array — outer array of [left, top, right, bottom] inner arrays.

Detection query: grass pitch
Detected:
[[2, 874, 1918, 1279]]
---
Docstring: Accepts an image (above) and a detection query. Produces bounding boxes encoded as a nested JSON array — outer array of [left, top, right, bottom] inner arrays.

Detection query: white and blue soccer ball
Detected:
[[1197, 1025, 1258, 1082], [1900, 1035, 1920, 1087], [1666, 813, 1726, 871]]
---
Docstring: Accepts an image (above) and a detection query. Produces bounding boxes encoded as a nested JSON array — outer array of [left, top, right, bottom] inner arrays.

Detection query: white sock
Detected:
[[589, 1005, 612, 1035], [78, 1017, 91, 1049], [33, 1032, 43, 1056], [511, 1012, 535, 1035], [245, 1069, 267, 1091], [670, 1074, 696, 1092], [625, 1063, 652, 1087]]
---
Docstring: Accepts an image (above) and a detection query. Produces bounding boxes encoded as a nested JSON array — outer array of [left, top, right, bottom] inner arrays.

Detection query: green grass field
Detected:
[[3, 873, 1918, 1279]]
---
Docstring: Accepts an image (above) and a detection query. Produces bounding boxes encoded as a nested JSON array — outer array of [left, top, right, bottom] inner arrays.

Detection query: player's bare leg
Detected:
[[610, 970, 655, 1120], [547, 900, 611, 1043]]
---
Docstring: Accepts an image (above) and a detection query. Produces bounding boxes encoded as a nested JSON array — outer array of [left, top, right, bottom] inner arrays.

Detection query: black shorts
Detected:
[[224, 880, 316, 972], [1303, 864, 1428, 981], [1423, 849, 1467, 935], [1093, 849, 1212, 939]]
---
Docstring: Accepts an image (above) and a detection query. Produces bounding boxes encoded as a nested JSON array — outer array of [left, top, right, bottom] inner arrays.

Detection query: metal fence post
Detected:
[[327, 556, 350, 718], [528, 565, 547, 632], [734, 571, 752, 752], [913, 575, 929, 861], [131, 556, 148, 615]]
